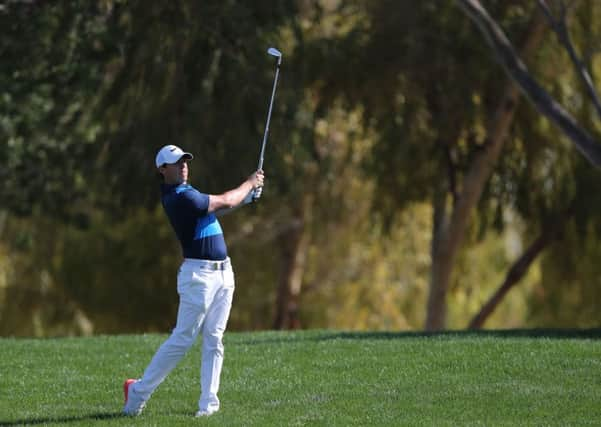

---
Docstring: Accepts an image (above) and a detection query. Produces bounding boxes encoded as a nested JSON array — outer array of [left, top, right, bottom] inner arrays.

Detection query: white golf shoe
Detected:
[[123, 379, 146, 416]]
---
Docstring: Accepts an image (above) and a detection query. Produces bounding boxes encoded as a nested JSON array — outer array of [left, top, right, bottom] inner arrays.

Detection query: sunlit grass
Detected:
[[0, 330, 599, 426]]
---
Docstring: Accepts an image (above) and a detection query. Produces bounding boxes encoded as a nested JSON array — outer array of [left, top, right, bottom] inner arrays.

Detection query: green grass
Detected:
[[1, 330, 600, 426]]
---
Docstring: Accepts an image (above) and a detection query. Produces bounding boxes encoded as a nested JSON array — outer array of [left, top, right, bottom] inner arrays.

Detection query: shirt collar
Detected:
[[161, 182, 189, 195]]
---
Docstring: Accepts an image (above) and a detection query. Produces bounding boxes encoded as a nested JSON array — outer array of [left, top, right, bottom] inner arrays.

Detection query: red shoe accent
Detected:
[[124, 379, 136, 404]]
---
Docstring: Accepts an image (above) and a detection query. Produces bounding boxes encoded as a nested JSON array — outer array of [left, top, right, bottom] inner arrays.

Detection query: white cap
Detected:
[[155, 145, 193, 168]]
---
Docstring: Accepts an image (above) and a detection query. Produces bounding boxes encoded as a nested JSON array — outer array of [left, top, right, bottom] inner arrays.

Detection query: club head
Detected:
[[267, 47, 282, 58]]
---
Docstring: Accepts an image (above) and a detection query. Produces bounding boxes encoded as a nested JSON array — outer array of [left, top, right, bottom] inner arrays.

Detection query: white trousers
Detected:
[[131, 258, 235, 413]]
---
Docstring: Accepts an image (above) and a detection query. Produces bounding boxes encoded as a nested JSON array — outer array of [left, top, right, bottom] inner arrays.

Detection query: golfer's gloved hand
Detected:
[[251, 170, 264, 202], [253, 186, 263, 201]]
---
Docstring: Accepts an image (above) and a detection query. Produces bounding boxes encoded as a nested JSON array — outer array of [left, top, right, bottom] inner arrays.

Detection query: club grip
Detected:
[[253, 186, 263, 201]]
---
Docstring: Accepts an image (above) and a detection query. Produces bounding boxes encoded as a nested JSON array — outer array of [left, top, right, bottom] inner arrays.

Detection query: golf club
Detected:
[[254, 47, 282, 200], [257, 47, 282, 171]]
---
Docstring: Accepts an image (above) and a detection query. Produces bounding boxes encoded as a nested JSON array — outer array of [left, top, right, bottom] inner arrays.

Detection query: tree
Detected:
[[425, 11, 547, 330], [306, 1, 556, 330], [458, 0, 601, 328], [456, 0, 601, 167], [0, 0, 302, 333], [0, 1, 113, 219]]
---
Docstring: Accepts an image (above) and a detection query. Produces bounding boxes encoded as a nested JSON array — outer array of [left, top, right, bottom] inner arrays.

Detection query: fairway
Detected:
[[0, 330, 599, 426]]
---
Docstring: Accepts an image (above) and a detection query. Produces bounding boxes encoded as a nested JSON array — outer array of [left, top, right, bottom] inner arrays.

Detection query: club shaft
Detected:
[[258, 63, 281, 171]]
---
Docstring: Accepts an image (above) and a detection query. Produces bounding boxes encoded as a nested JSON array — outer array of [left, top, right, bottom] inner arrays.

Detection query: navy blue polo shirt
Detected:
[[161, 183, 227, 260]]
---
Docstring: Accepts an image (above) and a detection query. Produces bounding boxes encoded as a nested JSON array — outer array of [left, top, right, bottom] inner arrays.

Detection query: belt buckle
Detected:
[[212, 262, 219, 271]]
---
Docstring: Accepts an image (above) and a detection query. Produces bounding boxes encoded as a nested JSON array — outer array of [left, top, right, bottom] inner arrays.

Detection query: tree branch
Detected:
[[537, 0, 601, 120], [444, 142, 459, 207], [468, 206, 573, 329], [456, 0, 601, 168], [467, 230, 551, 329]]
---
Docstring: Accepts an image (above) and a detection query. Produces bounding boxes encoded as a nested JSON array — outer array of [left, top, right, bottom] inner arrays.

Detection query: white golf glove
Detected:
[[253, 186, 263, 201]]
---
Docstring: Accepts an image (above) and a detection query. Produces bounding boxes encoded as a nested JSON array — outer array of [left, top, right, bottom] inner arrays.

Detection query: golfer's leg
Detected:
[[199, 271, 234, 412], [133, 291, 208, 401]]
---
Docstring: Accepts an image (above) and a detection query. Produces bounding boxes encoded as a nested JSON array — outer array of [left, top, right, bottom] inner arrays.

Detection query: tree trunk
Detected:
[[425, 12, 547, 331], [468, 207, 572, 329], [425, 179, 451, 330], [273, 196, 311, 330], [468, 232, 551, 329]]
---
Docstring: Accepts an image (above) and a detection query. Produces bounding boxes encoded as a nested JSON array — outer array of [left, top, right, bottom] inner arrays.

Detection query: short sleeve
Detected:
[[180, 189, 209, 216]]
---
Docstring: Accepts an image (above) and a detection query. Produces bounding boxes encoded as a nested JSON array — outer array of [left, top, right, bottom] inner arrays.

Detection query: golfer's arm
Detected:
[[208, 180, 255, 214], [213, 190, 256, 217]]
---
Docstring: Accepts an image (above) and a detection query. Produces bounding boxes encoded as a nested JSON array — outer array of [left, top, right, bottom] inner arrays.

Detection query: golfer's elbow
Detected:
[[208, 193, 238, 213]]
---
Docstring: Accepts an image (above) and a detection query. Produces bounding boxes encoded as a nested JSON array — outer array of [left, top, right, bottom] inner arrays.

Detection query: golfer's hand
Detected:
[[250, 170, 264, 201], [253, 186, 263, 200], [249, 170, 264, 188]]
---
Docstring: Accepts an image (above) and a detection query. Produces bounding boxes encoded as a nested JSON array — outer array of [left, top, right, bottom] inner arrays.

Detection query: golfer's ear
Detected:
[[157, 166, 166, 181]]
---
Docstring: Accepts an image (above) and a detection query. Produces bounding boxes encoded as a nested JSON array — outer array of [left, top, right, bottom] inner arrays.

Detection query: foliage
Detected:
[[530, 219, 601, 328], [0, 213, 95, 336], [55, 208, 181, 333], [2, 0, 601, 335], [504, 0, 601, 328], [0, 1, 112, 218], [450, 220, 542, 329], [302, 203, 432, 330]]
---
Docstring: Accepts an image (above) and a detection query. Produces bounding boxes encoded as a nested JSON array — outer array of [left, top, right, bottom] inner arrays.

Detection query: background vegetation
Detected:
[[2, 0, 601, 336]]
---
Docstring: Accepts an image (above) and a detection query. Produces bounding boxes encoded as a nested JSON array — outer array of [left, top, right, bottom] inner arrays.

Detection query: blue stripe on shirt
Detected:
[[194, 214, 223, 240]]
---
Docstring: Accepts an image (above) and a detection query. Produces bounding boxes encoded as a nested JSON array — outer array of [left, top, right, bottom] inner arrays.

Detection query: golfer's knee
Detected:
[[203, 332, 224, 354], [169, 329, 197, 351]]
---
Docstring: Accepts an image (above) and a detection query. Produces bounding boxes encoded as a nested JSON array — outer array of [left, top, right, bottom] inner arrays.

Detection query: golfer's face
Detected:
[[162, 158, 188, 184]]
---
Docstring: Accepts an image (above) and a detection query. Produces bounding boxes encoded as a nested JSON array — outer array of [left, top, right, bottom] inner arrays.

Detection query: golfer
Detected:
[[123, 144, 264, 417]]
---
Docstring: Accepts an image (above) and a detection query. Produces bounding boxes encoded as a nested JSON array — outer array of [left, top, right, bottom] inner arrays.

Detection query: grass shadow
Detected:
[[0, 412, 123, 426], [317, 328, 601, 341], [232, 328, 601, 346]]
